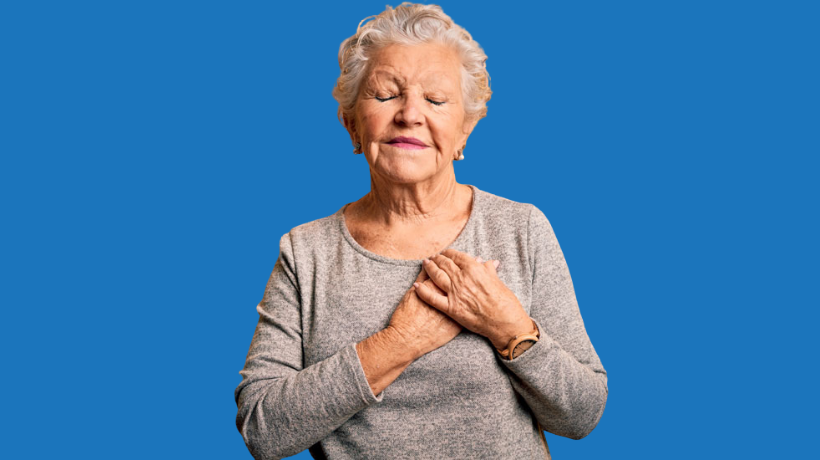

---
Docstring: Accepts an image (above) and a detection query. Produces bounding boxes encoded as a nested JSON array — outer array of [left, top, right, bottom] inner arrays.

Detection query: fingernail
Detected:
[[422, 258, 430, 264], [413, 282, 420, 289], [493, 260, 500, 268], [476, 256, 484, 263]]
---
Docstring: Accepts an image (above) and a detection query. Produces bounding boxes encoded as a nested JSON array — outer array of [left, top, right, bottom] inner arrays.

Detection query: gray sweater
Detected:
[[235, 185, 607, 459]]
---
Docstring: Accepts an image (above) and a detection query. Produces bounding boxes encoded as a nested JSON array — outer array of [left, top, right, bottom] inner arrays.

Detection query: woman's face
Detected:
[[348, 42, 476, 185]]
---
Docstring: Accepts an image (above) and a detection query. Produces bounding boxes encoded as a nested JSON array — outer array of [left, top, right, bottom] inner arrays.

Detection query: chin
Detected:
[[377, 165, 434, 184], [380, 171, 431, 185], [372, 156, 436, 183]]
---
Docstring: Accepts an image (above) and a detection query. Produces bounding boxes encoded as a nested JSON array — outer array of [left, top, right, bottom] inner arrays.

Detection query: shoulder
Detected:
[[474, 186, 532, 222], [473, 186, 550, 237], [288, 211, 339, 246], [472, 187, 561, 269], [276, 208, 344, 264]]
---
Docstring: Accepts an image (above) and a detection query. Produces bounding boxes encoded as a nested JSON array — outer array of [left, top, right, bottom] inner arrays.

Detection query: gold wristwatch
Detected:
[[495, 319, 540, 360]]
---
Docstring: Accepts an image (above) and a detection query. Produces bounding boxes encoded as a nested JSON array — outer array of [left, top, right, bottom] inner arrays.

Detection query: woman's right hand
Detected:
[[387, 265, 462, 357], [357, 256, 493, 396], [388, 256, 492, 357]]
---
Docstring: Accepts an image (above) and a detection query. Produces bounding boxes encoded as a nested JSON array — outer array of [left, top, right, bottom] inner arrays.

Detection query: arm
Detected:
[[234, 233, 415, 459], [497, 205, 608, 440], [356, 327, 418, 396]]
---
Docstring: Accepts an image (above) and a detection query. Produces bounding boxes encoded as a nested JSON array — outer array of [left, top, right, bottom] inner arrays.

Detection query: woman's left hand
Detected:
[[413, 249, 534, 350]]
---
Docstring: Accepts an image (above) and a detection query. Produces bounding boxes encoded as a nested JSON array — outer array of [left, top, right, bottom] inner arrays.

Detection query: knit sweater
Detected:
[[234, 184, 608, 460]]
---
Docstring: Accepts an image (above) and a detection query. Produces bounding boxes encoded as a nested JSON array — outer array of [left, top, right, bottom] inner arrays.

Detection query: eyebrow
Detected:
[[368, 70, 406, 86], [367, 69, 457, 95]]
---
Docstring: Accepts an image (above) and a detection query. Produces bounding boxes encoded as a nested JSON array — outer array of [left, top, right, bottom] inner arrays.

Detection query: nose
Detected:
[[394, 94, 424, 127]]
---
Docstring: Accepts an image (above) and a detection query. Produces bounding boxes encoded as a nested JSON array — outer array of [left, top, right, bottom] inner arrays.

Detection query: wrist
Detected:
[[356, 327, 418, 397], [490, 316, 537, 350], [381, 325, 423, 363]]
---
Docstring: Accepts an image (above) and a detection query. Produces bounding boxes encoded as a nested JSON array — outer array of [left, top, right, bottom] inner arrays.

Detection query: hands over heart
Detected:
[[413, 249, 533, 350]]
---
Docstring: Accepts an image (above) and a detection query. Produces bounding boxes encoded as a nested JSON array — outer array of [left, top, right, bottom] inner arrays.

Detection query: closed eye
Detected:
[[375, 95, 445, 106]]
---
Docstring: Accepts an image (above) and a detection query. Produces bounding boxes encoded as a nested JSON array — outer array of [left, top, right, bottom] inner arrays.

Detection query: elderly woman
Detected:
[[235, 3, 607, 459]]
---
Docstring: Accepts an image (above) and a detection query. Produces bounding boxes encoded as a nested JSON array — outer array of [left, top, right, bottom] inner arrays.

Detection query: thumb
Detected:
[[483, 259, 500, 273], [413, 265, 430, 286], [413, 280, 449, 312]]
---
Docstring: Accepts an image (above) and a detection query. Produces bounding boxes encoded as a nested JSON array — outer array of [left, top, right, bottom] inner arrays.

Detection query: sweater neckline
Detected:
[[337, 184, 480, 266]]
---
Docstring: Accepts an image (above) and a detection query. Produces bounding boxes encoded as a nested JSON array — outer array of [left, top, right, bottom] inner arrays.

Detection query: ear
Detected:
[[458, 114, 480, 150], [342, 112, 359, 148]]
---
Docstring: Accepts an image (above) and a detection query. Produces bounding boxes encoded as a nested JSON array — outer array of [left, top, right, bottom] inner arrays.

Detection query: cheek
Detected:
[[431, 118, 462, 151], [359, 110, 390, 140]]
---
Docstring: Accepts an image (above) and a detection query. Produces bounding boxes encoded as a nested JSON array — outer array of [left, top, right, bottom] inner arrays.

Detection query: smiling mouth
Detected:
[[387, 136, 428, 150]]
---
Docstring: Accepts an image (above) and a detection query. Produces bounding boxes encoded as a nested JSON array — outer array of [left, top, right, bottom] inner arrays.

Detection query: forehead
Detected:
[[366, 42, 462, 90]]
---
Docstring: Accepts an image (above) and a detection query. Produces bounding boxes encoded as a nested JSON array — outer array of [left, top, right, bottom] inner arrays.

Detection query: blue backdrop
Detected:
[[2, 1, 817, 458]]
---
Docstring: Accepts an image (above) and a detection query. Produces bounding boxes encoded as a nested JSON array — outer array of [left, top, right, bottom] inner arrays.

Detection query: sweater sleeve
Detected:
[[497, 205, 608, 440], [234, 232, 383, 460]]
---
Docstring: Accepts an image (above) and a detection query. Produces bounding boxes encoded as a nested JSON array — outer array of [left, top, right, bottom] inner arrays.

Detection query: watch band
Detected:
[[496, 319, 540, 360]]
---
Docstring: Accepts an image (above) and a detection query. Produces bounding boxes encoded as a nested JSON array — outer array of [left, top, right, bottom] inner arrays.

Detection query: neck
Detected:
[[359, 171, 463, 226]]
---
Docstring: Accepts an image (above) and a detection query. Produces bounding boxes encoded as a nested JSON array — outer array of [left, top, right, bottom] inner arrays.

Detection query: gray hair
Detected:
[[332, 3, 492, 124]]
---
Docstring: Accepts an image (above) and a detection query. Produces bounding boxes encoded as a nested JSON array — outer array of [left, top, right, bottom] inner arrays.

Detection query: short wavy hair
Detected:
[[333, 2, 492, 125]]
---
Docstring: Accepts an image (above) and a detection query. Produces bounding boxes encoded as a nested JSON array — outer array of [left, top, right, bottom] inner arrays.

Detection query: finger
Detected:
[[440, 249, 477, 269], [476, 256, 483, 263], [413, 266, 430, 284], [429, 254, 461, 280], [422, 258, 452, 293], [413, 281, 450, 312], [408, 269, 430, 297], [480, 259, 500, 276], [481, 259, 500, 271], [423, 278, 446, 296]]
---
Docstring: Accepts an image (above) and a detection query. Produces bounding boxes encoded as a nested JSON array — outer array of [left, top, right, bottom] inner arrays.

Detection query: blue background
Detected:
[[2, 1, 817, 458]]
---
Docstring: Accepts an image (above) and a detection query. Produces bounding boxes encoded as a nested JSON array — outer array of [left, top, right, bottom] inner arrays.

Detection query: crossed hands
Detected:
[[387, 249, 533, 356]]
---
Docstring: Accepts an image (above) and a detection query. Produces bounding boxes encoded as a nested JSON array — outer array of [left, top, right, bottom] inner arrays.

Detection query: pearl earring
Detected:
[[455, 147, 465, 161]]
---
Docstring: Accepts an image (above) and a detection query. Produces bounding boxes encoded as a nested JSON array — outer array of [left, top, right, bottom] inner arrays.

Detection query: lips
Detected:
[[387, 136, 428, 147]]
